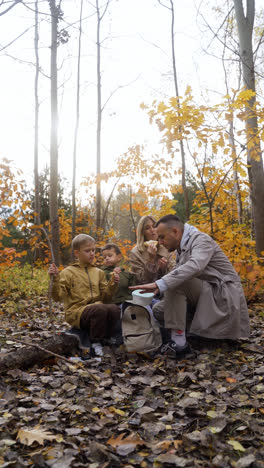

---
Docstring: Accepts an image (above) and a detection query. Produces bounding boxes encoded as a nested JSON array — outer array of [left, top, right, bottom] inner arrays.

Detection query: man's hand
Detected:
[[48, 263, 59, 276], [129, 282, 159, 295], [158, 256, 167, 272]]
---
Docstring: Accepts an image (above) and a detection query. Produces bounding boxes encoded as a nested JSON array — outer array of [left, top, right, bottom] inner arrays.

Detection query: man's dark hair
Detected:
[[155, 214, 184, 230], [101, 243, 122, 255]]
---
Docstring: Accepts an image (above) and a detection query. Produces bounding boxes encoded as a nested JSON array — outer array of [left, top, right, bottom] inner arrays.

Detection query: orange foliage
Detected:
[[1, 86, 264, 302], [0, 159, 33, 268], [189, 168, 264, 300], [144, 87, 264, 300]]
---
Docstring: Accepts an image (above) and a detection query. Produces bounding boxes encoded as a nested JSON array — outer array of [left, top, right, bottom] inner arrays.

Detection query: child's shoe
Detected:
[[103, 335, 123, 346], [91, 342, 103, 356], [65, 328, 91, 349]]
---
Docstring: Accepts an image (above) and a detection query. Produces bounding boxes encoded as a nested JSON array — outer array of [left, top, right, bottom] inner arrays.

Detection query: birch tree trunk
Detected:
[[34, 0, 40, 226], [72, 0, 84, 250], [233, 0, 264, 256], [170, 0, 189, 220], [129, 185, 137, 243], [221, 20, 243, 225], [49, 0, 60, 265], [159, 0, 190, 220], [95, 0, 110, 231], [229, 116, 243, 224], [96, 0, 102, 230]]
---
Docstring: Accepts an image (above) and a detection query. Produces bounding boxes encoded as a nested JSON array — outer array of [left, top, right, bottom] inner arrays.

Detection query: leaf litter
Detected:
[[0, 296, 264, 467]]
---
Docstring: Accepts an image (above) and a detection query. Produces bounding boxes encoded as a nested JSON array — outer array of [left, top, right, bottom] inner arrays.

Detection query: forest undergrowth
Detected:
[[0, 274, 264, 467]]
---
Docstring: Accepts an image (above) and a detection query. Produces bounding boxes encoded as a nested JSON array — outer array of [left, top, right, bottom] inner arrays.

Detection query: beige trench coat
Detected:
[[158, 229, 250, 339]]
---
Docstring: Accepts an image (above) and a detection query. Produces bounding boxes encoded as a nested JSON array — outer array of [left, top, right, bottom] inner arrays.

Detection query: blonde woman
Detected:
[[130, 215, 175, 284]]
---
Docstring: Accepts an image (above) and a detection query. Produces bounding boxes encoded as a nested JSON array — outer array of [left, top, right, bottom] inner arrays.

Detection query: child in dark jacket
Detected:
[[101, 243, 137, 305]]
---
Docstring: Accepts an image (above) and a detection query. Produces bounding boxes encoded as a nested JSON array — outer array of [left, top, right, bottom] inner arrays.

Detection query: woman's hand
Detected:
[[158, 256, 167, 273], [129, 282, 159, 295], [146, 243, 157, 260]]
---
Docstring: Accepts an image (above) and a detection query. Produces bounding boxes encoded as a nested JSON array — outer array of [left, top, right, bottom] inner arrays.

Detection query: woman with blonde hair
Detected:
[[130, 215, 175, 284]]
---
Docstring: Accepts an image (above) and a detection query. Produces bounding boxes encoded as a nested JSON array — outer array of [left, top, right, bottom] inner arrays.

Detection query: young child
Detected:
[[101, 243, 136, 304], [48, 234, 120, 356]]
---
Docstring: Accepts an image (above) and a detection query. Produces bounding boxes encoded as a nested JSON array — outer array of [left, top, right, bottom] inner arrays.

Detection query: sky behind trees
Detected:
[[0, 0, 261, 190]]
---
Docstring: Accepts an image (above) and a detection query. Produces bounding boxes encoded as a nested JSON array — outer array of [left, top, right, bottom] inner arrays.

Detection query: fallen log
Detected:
[[0, 333, 80, 373]]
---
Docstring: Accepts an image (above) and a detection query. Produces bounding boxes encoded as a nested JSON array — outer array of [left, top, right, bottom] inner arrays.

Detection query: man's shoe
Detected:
[[160, 327, 171, 344], [158, 340, 194, 359]]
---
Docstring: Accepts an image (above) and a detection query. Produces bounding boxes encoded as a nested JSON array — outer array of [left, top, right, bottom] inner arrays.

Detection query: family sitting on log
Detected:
[[48, 214, 250, 359]]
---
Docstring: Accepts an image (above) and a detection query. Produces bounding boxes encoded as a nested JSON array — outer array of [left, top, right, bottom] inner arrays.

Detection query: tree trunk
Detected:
[[34, 0, 40, 226], [96, 0, 102, 230], [129, 185, 137, 243], [49, 0, 60, 265], [229, 116, 243, 224], [0, 334, 79, 373], [72, 0, 84, 255], [222, 38, 243, 225], [170, 0, 190, 220], [233, 0, 264, 256], [94, 0, 111, 231], [101, 177, 120, 231]]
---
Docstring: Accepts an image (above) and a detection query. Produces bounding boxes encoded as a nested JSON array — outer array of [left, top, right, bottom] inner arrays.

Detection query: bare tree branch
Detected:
[[99, 0, 110, 21], [137, 33, 170, 59], [198, 7, 238, 58], [101, 177, 120, 230], [0, 0, 22, 16], [2, 52, 50, 78], [158, 0, 170, 11], [7, 337, 100, 383], [0, 25, 33, 53], [253, 28, 264, 56], [101, 74, 141, 113], [22, 0, 51, 16]]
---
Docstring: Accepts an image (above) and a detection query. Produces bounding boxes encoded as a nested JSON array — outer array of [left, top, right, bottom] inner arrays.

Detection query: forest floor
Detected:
[[0, 297, 264, 468]]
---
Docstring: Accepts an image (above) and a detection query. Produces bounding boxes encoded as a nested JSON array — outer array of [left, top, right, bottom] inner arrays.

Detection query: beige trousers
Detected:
[[153, 278, 203, 330]]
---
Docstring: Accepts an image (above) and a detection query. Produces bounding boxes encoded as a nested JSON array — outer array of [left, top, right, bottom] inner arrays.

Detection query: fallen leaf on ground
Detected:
[[107, 432, 145, 448], [227, 440, 246, 451], [17, 427, 63, 446]]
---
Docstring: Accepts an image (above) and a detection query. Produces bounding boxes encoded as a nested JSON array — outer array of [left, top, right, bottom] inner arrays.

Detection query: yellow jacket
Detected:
[[51, 262, 118, 328]]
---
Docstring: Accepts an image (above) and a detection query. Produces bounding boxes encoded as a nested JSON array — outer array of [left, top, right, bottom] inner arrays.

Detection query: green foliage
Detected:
[[0, 265, 49, 304], [2, 221, 26, 248]]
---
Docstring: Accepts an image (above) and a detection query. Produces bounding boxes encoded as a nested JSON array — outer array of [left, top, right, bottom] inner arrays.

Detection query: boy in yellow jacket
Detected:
[[48, 234, 120, 355]]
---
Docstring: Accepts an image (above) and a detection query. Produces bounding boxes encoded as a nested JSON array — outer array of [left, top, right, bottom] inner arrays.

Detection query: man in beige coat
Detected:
[[130, 214, 250, 359]]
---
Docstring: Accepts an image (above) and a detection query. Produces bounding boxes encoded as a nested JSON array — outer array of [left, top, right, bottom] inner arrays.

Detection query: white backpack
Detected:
[[121, 303, 162, 353]]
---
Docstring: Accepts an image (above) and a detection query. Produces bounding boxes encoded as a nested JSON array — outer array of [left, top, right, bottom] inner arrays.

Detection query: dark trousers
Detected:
[[80, 303, 120, 341]]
